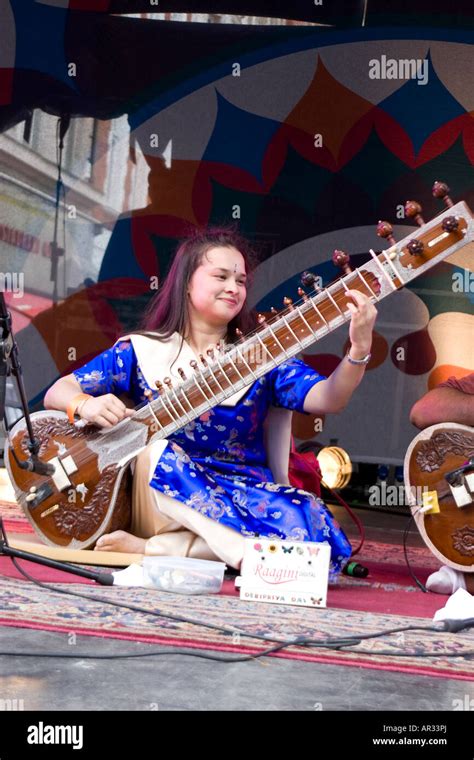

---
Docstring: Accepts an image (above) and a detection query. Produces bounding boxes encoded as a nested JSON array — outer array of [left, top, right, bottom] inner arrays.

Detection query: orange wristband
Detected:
[[67, 393, 92, 423]]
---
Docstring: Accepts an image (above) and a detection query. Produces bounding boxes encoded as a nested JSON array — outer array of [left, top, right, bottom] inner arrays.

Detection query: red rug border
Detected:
[[1, 617, 472, 682]]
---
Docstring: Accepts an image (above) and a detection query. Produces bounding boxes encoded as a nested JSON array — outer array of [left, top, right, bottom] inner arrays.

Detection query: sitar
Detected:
[[404, 423, 474, 571], [5, 181, 474, 549]]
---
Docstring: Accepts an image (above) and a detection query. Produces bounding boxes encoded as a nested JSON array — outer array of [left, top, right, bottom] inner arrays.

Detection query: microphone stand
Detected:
[[0, 519, 113, 585], [0, 294, 114, 586]]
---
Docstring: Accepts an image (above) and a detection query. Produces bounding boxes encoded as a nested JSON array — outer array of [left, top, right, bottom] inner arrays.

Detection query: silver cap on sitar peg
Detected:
[[376, 220, 396, 247], [432, 180, 453, 208], [404, 200, 425, 226]]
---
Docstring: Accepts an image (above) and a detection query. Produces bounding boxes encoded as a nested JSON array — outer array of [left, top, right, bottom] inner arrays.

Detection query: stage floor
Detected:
[[1, 504, 472, 711]]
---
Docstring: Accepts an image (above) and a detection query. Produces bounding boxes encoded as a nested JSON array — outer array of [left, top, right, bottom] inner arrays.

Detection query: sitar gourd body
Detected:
[[404, 423, 474, 571]]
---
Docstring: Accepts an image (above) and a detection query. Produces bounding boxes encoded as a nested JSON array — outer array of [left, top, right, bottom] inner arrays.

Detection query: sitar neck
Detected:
[[132, 199, 472, 440]]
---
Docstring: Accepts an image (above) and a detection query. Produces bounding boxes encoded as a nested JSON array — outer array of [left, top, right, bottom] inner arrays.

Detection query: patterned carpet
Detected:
[[1, 500, 474, 680]]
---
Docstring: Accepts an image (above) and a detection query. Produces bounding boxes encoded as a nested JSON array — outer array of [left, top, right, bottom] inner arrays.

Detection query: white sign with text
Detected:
[[235, 537, 331, 608]]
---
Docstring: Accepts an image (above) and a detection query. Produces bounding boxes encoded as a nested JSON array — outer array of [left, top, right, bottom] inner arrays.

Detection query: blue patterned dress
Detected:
[[73, 340, 352, 576]]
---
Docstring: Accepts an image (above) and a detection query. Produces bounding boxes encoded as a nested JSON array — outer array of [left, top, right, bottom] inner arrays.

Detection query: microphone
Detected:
[[10, 444, 55, 476], [17, 457, 55, 476], [343, 561, 369, 578]]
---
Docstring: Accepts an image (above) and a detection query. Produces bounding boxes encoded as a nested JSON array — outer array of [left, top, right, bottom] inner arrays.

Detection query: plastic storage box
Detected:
[[142, 556, 226, 594]]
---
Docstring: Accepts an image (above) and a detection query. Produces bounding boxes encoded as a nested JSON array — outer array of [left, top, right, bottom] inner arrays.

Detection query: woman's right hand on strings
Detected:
[[79, 394, 135, 428]]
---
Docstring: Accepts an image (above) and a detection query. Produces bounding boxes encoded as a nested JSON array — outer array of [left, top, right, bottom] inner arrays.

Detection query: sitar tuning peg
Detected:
[[297, 286, 308, 301], [407, 239, 424, 256], [163, 376, 173, 388], [441, 216, 459, 233], [144, 389, 154, 401], [283, 297, 294, 310], [376, 221, 396, 247], [270, 307, 278, 316], [257, 313, 267, 324], [155, 380, 164, 393], [177, 367, 187, 380], [332, 249, 352, 275], [404, 201, 424, 226], [432, 180, 453, 208]]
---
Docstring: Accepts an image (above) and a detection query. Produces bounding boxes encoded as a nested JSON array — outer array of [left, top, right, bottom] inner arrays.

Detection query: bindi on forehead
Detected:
[[211, 267, 247, 279]]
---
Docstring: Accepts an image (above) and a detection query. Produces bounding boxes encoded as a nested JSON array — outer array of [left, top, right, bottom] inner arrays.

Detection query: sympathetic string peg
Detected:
[[163, 376, 173, 388], [177, 367, 187, 380], [442, 216, 459, 233], [297, 287, 308, 301], [257, 313, 267, 324], [432, 180, 453, 208], [144, 389, 154, 401], [404, 201, 424, 226], [376, 221, 396, 246], [332, 249, 352, 275], [155, 380, 164, 393], [407, 239, 424, 256], [190, 359, 198, 371], [283, 297, 294, 309], [235, 328, 243, 340], [270, 307, 278, 316], [198, 354, 207, 366]]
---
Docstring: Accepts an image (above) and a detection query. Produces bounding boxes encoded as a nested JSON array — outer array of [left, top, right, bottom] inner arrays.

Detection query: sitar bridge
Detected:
[[445, 459, 474, 508]]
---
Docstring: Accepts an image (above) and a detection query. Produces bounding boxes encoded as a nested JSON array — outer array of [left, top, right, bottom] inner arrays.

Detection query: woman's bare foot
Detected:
[[94, 530, 146, 554]]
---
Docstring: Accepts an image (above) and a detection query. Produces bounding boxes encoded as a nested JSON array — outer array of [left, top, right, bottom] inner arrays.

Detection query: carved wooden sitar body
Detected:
[[404, 423, 474, 571], [4, 182, 473, 549]]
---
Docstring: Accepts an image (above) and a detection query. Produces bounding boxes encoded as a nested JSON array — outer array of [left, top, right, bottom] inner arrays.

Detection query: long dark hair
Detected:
[[139, 227, 259, 343]]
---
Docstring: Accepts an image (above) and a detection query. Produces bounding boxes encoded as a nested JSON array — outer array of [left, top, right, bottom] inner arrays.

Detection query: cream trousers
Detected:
[[130, 442, 245, 569]]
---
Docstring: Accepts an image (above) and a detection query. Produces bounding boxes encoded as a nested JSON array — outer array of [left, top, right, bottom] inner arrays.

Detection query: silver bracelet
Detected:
[[346, 350, 371, 366]]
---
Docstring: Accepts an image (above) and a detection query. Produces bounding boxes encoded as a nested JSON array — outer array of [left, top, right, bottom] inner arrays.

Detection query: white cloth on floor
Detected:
[[426, 565, 466, 594], [433, 587, 474, 622]]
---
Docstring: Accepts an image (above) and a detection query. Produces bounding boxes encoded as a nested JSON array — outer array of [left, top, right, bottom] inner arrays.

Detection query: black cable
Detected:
[[403, 507, 428, 593], [5, 554, 474, 664], [340, 648, 474, 658]]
